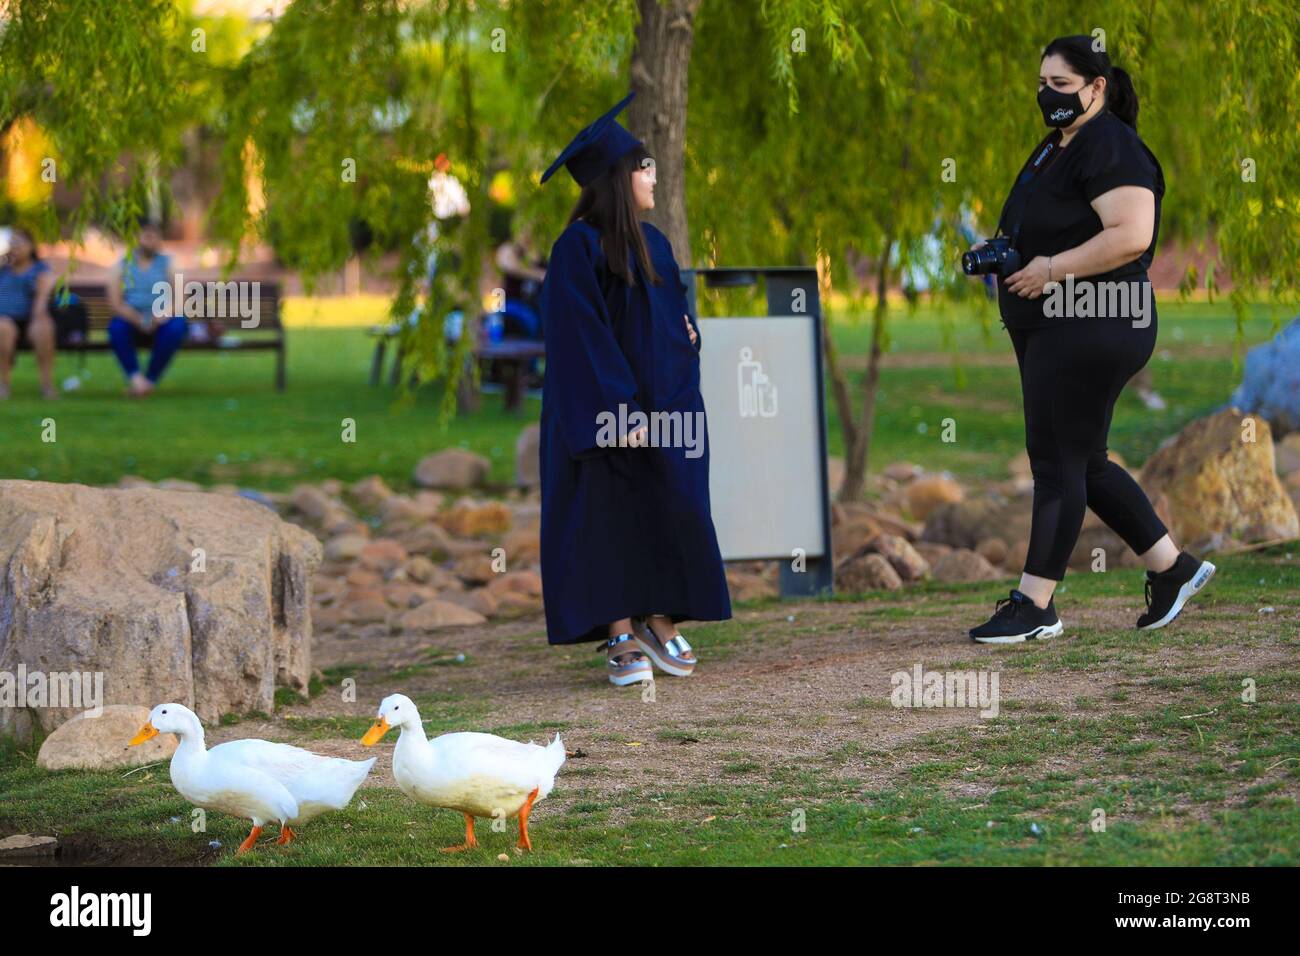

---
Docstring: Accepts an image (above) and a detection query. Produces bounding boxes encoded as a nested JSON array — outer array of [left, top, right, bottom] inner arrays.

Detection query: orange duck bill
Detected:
[[128, 722, 159, 746], [360, 717, 390, 746]]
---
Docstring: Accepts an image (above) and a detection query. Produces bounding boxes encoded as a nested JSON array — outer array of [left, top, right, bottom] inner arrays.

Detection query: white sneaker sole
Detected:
[[971, 619, 1064, 645], [1139, 561, 1216, 630]]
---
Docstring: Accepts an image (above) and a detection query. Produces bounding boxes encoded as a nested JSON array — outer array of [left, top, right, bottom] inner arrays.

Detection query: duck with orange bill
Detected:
[[130, 703, 375, 853], [360, 693, 565, 852]]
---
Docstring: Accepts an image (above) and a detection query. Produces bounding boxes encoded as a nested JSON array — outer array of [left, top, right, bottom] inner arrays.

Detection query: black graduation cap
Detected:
[[541, 91, 643, 187]]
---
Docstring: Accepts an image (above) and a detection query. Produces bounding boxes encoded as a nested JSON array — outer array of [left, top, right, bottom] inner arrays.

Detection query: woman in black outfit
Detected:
[[969, 36, 1216, 644]]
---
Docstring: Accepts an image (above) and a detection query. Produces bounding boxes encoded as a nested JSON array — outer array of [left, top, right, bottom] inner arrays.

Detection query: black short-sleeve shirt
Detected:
[[996, 110, 1165, 328]]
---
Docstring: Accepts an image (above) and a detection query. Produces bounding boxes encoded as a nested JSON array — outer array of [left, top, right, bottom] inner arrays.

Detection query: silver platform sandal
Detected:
[[606, 633, 653, 687], [633, 617, 697, 677]]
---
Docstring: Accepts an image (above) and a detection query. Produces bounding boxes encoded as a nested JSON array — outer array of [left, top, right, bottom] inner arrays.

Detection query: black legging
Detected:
[[1009, 313, 1168, 580]]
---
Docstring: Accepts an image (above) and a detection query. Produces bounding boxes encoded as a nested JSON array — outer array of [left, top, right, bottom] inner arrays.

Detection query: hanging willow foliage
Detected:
[[3, 0, 1297, 436]]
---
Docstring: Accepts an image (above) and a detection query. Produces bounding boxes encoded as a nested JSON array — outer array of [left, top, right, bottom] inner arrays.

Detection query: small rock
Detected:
[[393, 600, 488, 631], [0, 834, 58, 858], [835, 552, 903, 592], [975, 536, 1008, 566], [290, 484, 338, 523], [350, 475, 395, 510], [325, 533, 369, 562], [359, 538, 409, 574], [441, 588, 500, 618], [437, 501, 513, 538], [931, 548, 1003, 583], [865, 533, 930, 582], [882, 461, 921, 483], [905, 474, 965, 521], [414, 449, 492, 489]]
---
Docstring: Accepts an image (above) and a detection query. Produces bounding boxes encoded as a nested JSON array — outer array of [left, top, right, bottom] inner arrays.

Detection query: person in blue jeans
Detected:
[[107, 220, 187, 396], [0, 226, 59, 400]]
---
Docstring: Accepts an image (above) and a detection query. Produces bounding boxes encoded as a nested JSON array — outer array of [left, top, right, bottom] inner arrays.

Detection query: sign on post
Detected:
[[683, 268, 834, 597]]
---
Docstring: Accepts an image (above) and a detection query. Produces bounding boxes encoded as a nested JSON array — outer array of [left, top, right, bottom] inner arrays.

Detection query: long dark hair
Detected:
[[1042, 35, 1139, 129], [566, 144, 660, 286]]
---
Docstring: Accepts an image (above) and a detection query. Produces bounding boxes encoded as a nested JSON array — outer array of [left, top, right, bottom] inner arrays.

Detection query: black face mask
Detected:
[[1038, 85, 1091, 127]]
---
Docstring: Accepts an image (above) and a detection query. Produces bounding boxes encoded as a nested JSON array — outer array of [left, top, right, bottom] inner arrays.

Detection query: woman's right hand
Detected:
[[622, 425, 649, 448]]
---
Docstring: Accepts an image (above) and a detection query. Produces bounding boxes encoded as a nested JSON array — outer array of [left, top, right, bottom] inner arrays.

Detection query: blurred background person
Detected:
[[0, 225, 58, 400], [106, 219, 188, 397]]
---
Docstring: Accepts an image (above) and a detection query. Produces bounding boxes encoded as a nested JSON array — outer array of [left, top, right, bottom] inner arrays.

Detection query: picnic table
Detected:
[[366, 322, 543, 412]]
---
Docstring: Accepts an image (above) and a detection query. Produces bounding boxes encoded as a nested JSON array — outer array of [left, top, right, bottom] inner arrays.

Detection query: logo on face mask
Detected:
[[1038, 86, 1087, 128]]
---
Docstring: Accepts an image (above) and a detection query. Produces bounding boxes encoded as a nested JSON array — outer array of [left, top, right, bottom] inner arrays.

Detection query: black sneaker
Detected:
[[969, 589, 1064, 644], [1136, 552, 1216, 629]]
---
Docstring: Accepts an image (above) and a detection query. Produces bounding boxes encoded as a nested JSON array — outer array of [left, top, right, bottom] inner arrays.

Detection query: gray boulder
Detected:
[[1231, 315, 1300, 437]]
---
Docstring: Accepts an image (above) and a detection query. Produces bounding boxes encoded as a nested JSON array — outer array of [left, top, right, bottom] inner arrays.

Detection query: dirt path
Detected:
[[207, 595, 1293, 813]]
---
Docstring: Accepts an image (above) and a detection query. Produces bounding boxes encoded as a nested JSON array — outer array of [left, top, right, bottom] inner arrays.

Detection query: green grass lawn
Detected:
[[1, 546, 1294, 866], [1, 294, 1295, 867], [0, 297, 1289, 490]]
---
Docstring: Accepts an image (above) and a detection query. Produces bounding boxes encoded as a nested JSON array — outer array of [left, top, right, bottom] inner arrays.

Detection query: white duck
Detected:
[[130, 703, 375, 853], [361, 693, 565, 852]]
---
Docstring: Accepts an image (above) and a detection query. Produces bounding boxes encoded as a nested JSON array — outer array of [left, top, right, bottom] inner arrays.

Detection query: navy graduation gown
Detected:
[[538, 218, 732, 645]]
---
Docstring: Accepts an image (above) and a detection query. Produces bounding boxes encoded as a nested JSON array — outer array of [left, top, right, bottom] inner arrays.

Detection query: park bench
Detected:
[[367, 322, 544, 413], [24, 280, 286, 390]]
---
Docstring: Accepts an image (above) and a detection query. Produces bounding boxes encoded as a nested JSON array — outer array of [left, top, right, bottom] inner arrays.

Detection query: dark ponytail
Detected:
[[1106, 66, 1139, 129], [1042, 35, 1140, 130]]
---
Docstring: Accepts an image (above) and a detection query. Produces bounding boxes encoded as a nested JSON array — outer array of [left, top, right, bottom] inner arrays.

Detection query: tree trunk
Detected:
[[837, 239, 892, 502], [628, 0, 699, 266]]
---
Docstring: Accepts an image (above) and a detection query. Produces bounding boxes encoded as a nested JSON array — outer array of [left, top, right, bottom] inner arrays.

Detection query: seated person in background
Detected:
[[107, 219, 188, 397], [0, 225, 58, 401], [493, 226, 547, 340]]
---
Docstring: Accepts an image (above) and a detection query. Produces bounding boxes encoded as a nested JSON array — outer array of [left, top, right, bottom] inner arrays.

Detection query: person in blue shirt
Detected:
[[0, 226, 58, 400], [107, 220, 188, 397], [536, 92, 731, 687]]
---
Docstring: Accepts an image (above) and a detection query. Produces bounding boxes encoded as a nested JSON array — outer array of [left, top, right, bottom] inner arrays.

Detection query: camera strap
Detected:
[[1000, 133, 1062, 247]]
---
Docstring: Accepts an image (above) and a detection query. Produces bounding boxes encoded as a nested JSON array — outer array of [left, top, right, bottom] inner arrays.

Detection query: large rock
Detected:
[[37, 704, 177, 771], [1230, 315, 1300, 437], [1138, 408, 1299, 550], [0, 481, 322, 744], [413, 449, 491, 489]]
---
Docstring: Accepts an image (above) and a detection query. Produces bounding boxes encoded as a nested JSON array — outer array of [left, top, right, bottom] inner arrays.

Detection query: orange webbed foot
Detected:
[[440, 813, 478, 852], [236, 825, 263, 854]]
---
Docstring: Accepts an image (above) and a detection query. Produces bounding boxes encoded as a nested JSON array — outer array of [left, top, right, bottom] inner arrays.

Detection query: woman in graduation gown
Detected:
[[537, 92, 731, 686]]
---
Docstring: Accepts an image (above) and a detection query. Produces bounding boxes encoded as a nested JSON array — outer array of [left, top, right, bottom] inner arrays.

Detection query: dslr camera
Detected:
[[961, 237, 1022, 277]]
